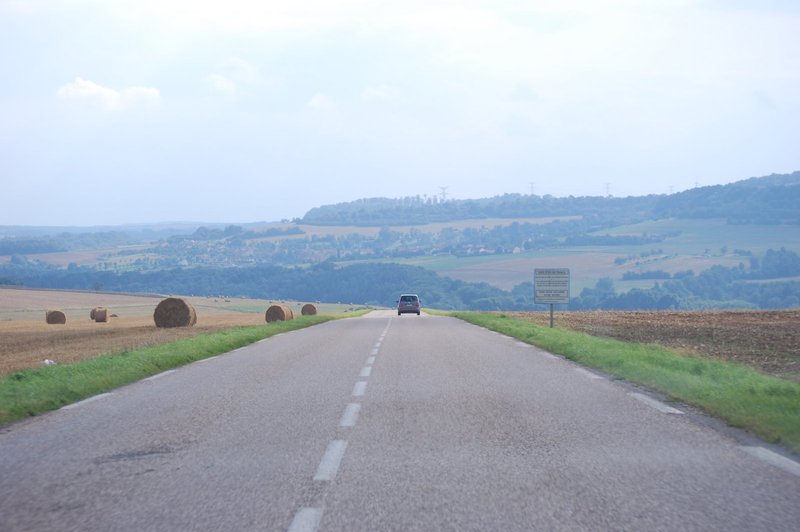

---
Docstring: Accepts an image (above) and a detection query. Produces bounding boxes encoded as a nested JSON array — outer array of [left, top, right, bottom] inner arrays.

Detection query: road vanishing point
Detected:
[[1, 311, 799, 531]]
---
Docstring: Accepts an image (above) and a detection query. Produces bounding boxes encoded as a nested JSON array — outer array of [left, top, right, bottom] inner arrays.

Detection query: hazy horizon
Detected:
[[2, 1, 799, 226]]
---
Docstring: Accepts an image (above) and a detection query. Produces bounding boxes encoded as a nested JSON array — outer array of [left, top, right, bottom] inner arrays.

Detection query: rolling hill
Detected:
[[2, 171, 799, 310]]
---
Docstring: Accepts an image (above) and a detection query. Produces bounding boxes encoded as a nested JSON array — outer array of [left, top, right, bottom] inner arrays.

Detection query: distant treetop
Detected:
[[301, 171, 800, 227]]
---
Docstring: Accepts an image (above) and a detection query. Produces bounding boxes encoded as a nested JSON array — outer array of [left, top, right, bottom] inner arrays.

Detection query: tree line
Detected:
[[302, 171, 800, 227]]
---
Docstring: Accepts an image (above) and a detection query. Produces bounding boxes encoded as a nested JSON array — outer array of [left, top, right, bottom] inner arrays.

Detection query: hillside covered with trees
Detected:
[[303, 171, 800, 226]]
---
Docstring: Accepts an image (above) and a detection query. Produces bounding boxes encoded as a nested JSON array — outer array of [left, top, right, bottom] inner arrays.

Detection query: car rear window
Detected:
[[400, 295, 418, 302]]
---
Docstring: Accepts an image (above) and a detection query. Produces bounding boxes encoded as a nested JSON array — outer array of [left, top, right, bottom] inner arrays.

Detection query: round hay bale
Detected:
[[153, 298, 197, 328], [265, 304, 294, 323], [90, 308, 96, 320], [93, 307, 109, 323], [46, 310, 67, 325], [301, 303, 317, 316]]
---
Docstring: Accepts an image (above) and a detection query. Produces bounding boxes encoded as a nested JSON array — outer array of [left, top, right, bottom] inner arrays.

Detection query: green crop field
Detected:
[[389, 218, 800, 291], [600, 218, 800, 255]]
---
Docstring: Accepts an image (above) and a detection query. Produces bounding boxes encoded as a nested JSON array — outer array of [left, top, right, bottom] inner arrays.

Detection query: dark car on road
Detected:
[[397, 294, 421, 316]]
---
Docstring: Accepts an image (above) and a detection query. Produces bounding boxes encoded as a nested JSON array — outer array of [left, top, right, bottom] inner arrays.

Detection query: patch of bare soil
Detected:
[[509, 310, 800, 382]]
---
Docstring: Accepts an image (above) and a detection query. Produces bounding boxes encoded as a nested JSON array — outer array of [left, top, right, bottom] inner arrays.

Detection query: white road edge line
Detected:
[[314, 440, 348, 481], [574, 367, 604, 380], [628, 392, 684, 414], [359, 366, 372, 378], [60, 393, 113, 411], [339, 403, 361, 427], [352, 381, 367, 397], [144, 369, 176, 382], [740, 446, 800, 477], [287, 507, 323, 532], [370, 348, 379, 355], [366, 356, 376, 365]]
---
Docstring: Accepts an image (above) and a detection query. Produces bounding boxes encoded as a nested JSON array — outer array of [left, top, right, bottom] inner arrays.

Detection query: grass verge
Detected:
[[0, 316, 336, 426], [450, 311, 800, 454]]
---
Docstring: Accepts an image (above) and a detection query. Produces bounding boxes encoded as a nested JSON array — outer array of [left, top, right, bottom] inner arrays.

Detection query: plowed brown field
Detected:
[[510, 310, 800, 382]]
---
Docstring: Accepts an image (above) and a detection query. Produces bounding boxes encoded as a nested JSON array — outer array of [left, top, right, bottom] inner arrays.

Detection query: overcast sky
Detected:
[[1, 0, 799, 226]]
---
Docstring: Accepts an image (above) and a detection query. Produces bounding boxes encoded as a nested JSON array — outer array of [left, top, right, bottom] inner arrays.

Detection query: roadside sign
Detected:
[[534, 268, 570, 304]]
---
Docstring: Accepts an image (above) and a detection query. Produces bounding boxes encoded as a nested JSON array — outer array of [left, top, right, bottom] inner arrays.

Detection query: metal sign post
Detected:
[[534, 268, 570, 328]]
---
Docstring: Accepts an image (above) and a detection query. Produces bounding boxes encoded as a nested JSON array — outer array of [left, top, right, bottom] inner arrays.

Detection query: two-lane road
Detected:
[[1, 311, 798, 531]]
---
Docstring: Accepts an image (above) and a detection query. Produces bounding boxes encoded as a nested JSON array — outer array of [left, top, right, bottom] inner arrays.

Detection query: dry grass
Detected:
[[0, 314, 268, 376], [0, 288, 317, 376], [0, 288, 165, 320], [509, 310, 800, 382]]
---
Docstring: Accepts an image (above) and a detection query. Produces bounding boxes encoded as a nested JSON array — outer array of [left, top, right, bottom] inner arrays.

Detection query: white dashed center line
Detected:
[[339, 403, 361, 427], [288, 507, 323, 532], [287, 319, 391, 532], [352, 381, 367, 397], [314, 440, 348, 481]]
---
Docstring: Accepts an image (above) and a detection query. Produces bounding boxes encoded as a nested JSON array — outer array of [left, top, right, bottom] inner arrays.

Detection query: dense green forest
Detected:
[[302, 193, 660, 226], [303, 171, 800, 226], [653, 171, 800, 224]]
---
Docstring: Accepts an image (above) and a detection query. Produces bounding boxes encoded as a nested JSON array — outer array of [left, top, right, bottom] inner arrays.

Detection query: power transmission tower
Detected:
[[605, 182, 611, 197], [439, 186, 448, 202], [528, 182, 536, 195]]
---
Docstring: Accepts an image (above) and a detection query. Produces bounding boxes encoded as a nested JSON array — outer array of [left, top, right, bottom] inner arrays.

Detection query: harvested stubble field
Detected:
[[0, 288, 340, 376], [510, 310, 800, 382]]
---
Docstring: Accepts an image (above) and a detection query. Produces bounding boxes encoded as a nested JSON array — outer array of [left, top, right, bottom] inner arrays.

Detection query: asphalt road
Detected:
[[1, 311, 799, 531]]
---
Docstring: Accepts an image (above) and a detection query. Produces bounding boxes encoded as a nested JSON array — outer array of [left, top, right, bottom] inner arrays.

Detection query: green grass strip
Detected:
[[450, 311, 800, 453], [0, 316, 335, 426]]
